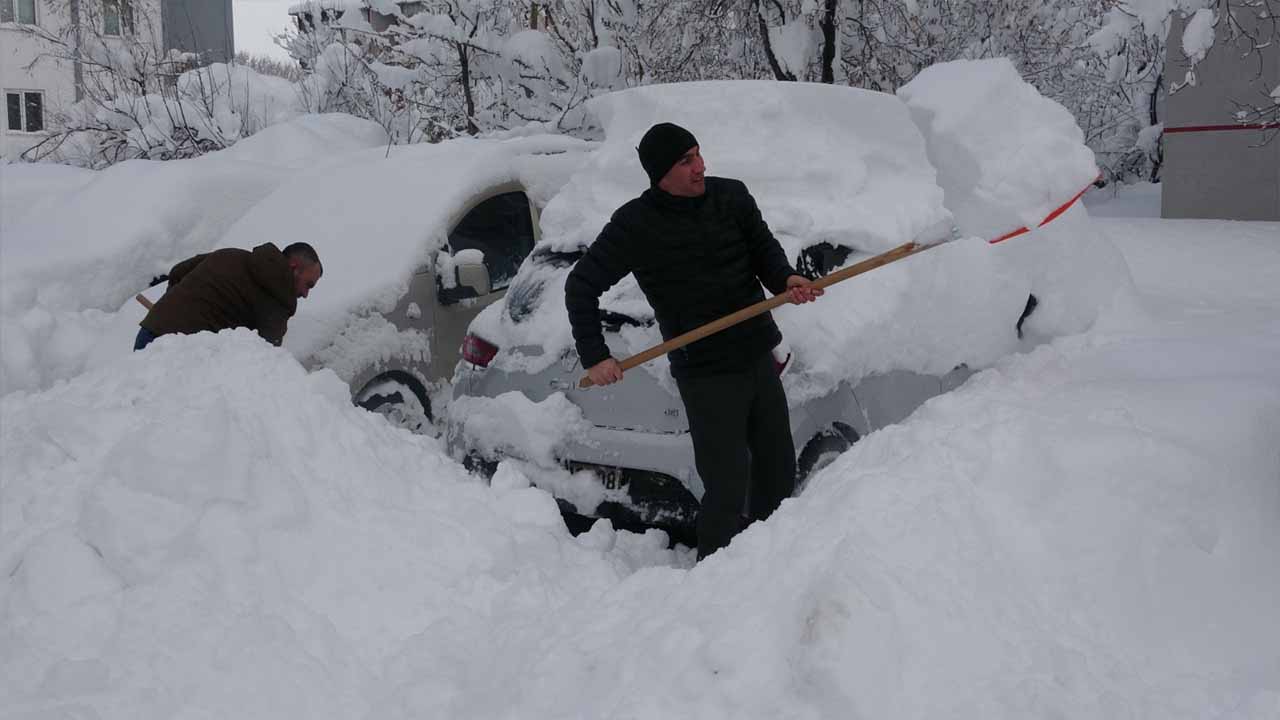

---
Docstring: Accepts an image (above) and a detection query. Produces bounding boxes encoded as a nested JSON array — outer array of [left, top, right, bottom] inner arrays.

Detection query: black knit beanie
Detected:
[[637, 122, 699, 187]]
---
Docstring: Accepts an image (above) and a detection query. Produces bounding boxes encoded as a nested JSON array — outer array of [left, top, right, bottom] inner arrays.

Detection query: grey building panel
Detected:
[[1161, 132, 1279, 221], [163, 0, 234, 63], [1162, 13, 1279, 221]]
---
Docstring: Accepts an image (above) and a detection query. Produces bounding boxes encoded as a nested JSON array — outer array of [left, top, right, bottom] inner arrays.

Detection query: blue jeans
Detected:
[[134, 327, 159, 351]]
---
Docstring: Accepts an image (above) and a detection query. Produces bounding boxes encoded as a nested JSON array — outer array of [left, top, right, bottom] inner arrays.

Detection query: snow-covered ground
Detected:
[[3, 180, 1278, 718]]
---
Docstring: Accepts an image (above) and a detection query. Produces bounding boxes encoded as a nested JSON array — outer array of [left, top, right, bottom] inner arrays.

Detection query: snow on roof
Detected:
[[210, 133, 592, 361]]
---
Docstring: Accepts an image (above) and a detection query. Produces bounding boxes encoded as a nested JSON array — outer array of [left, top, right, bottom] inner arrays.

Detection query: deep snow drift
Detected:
[[3, 207, 1279, 718]]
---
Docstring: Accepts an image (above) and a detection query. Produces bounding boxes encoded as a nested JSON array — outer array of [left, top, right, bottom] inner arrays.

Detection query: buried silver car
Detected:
[[440, 79, 1108, 543]]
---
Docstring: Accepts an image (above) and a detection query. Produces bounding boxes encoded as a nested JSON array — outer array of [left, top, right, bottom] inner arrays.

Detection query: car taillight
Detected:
[[462, 333, 499, 367]]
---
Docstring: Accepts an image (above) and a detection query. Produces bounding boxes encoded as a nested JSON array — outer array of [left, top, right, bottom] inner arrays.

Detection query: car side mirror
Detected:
[[456, 260, 491, 297], [438, 249, 491, 305]]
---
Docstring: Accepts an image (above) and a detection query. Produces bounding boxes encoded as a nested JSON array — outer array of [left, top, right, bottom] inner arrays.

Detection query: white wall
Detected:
[[1, 0, 163, 162], [1, 2, 72, 160]]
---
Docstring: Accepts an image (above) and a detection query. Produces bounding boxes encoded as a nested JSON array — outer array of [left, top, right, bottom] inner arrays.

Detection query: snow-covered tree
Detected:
[[1107, 1, 1278, 124], [15, 1, 301, 167]]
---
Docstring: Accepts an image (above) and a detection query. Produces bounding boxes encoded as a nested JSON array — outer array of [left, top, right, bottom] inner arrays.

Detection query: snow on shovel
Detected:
[[578, 240, 938, 389]]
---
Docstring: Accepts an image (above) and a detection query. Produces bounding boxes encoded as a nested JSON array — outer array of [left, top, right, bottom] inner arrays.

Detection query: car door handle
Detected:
[[549, 379, 573, 391]]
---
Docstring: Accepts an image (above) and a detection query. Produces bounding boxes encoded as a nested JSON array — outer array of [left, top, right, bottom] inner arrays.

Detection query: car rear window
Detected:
[[505, 248, 584, 323]]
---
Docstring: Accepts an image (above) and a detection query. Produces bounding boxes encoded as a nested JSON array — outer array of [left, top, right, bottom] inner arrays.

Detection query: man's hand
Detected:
[[784, 275, 823, 304], [586, 358, 624, 386]]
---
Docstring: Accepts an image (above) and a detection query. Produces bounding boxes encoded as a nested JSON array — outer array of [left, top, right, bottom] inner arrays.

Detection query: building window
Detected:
[[5, 91, 44, 133], [1, 0, 37, 25], [103, 0, 133, 36]]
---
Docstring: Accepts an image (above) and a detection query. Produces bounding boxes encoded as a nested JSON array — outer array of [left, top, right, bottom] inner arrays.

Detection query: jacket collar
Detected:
[[644, 183, 708, 213], [251, 242, 299, 313]]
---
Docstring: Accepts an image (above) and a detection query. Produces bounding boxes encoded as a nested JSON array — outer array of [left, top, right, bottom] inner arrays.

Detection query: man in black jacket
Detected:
[[565, 122, 821, 559]]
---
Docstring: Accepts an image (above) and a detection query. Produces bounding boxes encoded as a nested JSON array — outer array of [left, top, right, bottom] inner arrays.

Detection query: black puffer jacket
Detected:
[[565, 177, 796, 378]]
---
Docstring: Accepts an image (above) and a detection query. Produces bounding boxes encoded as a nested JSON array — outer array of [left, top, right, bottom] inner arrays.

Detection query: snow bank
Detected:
[[0, 162, 95, 232], [494, 308, 1280, 719], [4, 218, 1279, 718], [0, 331, 685, 718], [898, 57, 1099, 240]]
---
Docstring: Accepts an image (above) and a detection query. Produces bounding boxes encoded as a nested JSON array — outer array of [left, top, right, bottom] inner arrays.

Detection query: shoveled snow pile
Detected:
[[3, 214, 1279, 718], [897, 58, 1131, 345], [0, 330, 685, 718], [898, 57, 1099, 241]]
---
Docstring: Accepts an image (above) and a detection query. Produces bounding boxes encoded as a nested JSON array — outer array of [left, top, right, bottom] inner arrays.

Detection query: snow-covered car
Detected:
[[444, 72, 1126, 543], [124, 132, 593, 431]]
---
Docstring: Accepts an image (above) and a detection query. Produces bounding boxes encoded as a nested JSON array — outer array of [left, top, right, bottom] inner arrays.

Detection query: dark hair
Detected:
[[283, 242, 322, 270]]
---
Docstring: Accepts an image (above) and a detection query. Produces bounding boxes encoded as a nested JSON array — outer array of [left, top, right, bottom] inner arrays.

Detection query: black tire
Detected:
[[797, 422, 859, 486], [355, 371, 433, 435]]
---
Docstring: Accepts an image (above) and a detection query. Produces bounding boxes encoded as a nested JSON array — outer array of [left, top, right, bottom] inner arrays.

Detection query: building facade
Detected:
[[1, 0, 232, 161], [1162, 12, 1280, 221]]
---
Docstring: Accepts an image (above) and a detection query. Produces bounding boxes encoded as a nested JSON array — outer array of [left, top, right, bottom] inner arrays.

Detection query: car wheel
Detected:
[[355, 371, 433, 435], [797, 422, 859, 487]]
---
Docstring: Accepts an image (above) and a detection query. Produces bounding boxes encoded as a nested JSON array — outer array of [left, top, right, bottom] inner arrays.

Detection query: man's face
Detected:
[[292, 261, 322, 299], [658, 146, 706, 197]]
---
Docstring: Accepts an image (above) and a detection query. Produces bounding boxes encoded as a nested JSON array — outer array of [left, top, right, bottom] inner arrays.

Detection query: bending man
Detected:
[[135, 242, 322, 350]]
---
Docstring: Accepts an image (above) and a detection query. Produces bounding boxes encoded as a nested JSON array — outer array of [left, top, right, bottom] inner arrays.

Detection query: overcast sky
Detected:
[[234, 0, 296, 62]]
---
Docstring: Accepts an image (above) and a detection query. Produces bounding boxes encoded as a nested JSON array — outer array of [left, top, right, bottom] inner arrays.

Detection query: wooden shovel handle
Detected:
[[578, 240, 932, 389], [135, 294, 154, 311]]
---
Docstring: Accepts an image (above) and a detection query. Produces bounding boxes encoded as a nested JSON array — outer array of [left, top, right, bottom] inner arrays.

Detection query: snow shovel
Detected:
[[578, 240, 938, 388], [135, 294, 155, 311]]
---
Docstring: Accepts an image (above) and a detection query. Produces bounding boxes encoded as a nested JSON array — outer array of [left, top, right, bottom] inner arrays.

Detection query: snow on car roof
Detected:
[[541, 80, 953, 259], [210, 133, 593, 361]]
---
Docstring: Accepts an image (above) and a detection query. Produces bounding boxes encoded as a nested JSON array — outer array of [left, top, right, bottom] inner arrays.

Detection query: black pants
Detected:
[[134, 327, 159, 351], [676, 352, 796, 559]]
